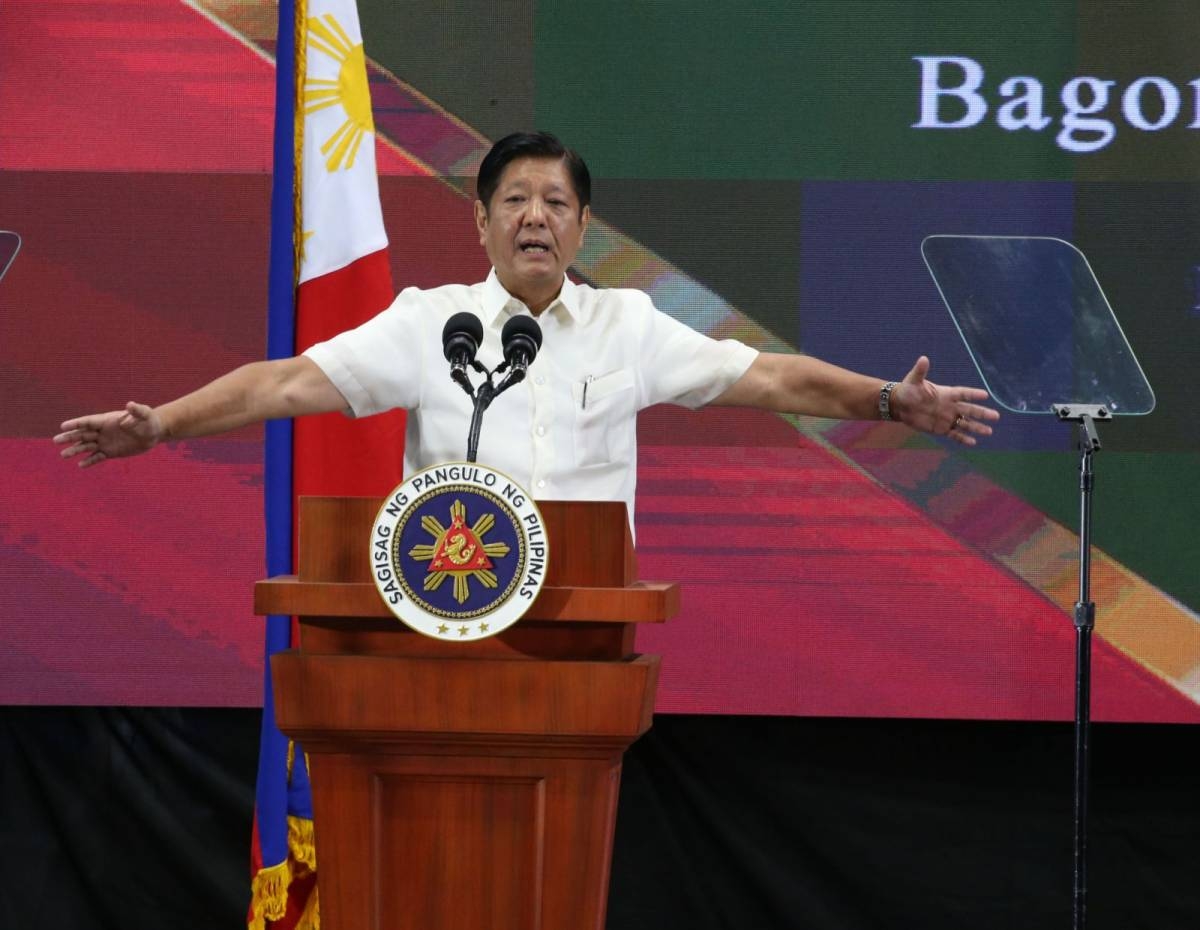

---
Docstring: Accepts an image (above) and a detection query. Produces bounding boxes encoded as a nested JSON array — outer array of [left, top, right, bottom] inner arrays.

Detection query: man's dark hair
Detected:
[[476, 131, 591, 214]]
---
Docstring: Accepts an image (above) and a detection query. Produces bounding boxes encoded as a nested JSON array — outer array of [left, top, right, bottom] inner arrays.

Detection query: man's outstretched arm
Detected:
[[55, 356, 347, 468], [713, 353, 998, 445]]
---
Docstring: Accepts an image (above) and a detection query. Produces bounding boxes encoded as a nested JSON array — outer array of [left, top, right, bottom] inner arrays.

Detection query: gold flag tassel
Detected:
[[288, 814, 317, 873], [247, 860, 291, 930]]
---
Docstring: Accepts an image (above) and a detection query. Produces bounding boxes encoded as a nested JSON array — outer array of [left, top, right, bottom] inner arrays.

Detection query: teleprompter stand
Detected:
[[1052, 402, 1109, 929], [923, 236, 1155, 930]]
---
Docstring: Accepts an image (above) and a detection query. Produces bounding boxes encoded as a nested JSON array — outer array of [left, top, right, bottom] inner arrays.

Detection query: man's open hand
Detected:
[[893, 356, 999, 445], [55, 402, 165, 468]]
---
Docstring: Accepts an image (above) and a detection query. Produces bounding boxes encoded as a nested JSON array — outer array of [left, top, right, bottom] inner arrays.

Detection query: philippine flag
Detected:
[[250, 2, 403, 928]]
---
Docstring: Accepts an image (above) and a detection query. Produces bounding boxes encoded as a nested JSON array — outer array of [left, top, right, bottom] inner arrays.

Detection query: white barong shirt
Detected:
[[304, 269, 758, 524]]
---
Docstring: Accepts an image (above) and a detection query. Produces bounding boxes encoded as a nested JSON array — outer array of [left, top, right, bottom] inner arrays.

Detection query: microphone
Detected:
[[449, 314, 543, 463], [500, 315, 542, 383], [442, 312, 483, 396]]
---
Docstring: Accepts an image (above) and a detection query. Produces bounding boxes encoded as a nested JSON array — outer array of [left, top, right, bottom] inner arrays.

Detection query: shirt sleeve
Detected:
[[635, 295, 759, 410], [302, 288, 427, 418]]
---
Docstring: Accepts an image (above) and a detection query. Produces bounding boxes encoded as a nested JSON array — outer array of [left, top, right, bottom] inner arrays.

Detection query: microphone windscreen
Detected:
[[442, 312, 484, 362], [501, 314, 543, 351]]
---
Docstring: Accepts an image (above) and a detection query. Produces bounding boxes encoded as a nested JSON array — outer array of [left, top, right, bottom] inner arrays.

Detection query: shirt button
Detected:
[[534, 375, 546, 386], [537, 479, 546, 489], [535, 425, 546, 437]]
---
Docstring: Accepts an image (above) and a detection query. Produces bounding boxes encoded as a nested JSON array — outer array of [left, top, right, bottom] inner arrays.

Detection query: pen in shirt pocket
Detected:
[[581, 375, 595, 410]]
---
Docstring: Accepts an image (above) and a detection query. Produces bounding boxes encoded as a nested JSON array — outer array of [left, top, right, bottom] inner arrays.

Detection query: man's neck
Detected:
[[496, 273, 564, 316]]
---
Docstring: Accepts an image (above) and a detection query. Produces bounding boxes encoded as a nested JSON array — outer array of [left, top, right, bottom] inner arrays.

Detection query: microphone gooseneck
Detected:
[[449, 314, 544, 463]]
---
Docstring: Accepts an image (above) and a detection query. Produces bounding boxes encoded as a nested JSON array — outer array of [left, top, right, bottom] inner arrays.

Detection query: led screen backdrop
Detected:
[[2, 0, 1198, 721]]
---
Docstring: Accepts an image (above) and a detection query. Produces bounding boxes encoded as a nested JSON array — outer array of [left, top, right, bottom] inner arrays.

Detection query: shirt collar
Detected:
[[483, 268, 583, 326]]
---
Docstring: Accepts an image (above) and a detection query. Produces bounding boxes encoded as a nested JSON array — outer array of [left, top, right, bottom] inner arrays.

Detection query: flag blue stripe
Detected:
[[256, 0, 296, 870]]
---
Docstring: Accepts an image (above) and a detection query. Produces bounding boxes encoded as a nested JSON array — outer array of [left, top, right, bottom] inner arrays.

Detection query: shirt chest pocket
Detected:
[[570, 369, 636, 469]]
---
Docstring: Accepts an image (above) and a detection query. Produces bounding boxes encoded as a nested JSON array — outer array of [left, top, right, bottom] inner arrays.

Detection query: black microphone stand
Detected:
[[1052, 402, 1111, 930], [458, 359, 527, 463]]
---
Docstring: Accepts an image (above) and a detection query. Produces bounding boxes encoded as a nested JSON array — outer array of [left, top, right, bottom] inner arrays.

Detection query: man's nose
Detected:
[[523, 198, 547, 225]]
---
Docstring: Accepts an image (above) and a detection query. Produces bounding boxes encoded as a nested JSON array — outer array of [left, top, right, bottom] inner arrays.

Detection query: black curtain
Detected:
[[2, 708, 1196, 929], [0, 708, 258, 929]]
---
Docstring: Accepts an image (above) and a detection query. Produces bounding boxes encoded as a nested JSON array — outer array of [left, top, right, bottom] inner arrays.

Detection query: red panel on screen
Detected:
[[633, 409, 1200, 723]]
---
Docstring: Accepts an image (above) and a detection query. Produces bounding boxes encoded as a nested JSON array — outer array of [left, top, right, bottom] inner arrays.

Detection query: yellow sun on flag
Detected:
[[303, 13, 375, 172]]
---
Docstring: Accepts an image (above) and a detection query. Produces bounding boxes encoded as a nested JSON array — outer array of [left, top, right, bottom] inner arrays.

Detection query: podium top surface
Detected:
[[298, 497, 637, 588], [254, 496, 678, 627]]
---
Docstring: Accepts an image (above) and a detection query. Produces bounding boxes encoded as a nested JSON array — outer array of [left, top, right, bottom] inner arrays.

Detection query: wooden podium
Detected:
[[255, 497, 679, 930]]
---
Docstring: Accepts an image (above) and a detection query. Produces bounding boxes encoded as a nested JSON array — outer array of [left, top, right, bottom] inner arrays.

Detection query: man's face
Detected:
[[474, 156, 589, 312]]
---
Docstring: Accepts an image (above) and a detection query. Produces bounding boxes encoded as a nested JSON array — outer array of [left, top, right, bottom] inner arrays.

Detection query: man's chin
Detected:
[[509, 262, 562, 287]]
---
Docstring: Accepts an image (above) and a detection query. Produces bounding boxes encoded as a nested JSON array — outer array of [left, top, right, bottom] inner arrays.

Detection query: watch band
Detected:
[[878, 381, 897, 421]]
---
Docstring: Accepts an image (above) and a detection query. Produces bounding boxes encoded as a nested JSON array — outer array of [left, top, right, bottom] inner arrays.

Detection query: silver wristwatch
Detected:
[[878, 381, 897, 421]]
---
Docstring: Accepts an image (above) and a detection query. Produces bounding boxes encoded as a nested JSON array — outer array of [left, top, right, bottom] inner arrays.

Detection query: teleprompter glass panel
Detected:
[[922, 235, 1154, 415]]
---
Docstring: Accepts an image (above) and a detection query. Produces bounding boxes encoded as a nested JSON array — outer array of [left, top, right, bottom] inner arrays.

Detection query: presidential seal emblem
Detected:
[[370, 463, 549, 640]]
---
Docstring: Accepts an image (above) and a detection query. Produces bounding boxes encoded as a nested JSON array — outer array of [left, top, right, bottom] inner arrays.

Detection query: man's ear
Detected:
[[474, 200, 488, 245]]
